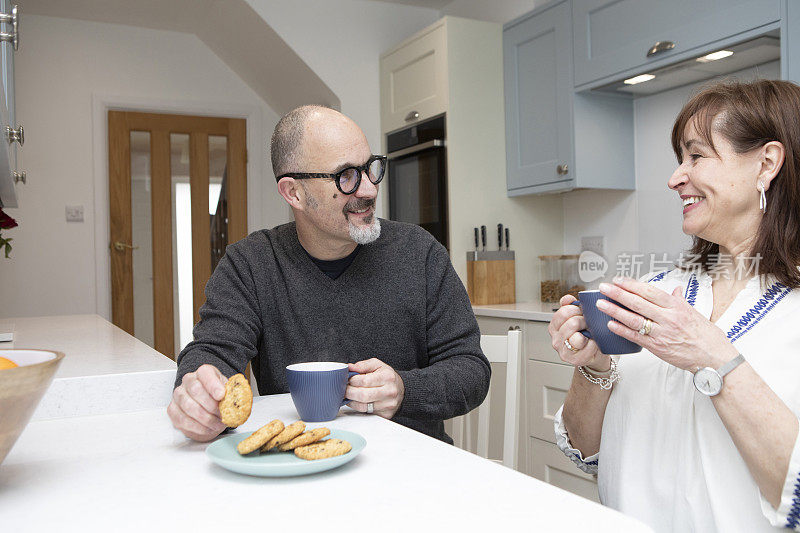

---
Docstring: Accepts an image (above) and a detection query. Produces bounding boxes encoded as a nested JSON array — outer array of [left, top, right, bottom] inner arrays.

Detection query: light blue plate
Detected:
[[206, 429, 366, 477]]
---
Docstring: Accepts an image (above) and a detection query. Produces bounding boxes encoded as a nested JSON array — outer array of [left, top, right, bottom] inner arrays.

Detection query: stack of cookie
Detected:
[[219, 374, 352, 461]]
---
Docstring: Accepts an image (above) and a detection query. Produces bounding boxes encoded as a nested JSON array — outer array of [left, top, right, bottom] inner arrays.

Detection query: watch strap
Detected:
[[717, 353, 746, 377]]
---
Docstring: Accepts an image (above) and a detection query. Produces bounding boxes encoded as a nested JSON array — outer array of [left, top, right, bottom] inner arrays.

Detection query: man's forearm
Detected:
[[396, 354, 491, 420]]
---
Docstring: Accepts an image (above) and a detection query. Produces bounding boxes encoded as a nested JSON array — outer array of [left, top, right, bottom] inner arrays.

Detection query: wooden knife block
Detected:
[[466, 251, 516, 305]]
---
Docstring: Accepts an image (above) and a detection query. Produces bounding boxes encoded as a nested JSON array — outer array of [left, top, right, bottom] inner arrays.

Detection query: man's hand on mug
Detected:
[[167, 364, 229, 442], [548, 294, 611, 372], [346, 358, 405, 419]]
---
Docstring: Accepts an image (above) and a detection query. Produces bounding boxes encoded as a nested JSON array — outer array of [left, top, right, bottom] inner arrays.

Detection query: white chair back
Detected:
[[450, 329, 521, 469]]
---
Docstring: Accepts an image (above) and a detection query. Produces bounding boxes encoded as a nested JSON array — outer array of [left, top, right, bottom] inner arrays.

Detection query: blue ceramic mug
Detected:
[[285, 362, 358, 422], [571, 290, 643, 355]]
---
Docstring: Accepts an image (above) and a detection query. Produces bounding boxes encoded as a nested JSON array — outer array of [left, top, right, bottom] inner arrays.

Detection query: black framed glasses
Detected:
[[276, 155, 387, 195]]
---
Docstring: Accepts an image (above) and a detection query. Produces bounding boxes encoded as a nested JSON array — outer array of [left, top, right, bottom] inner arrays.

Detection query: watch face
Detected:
[[694, 368, 723, 396]]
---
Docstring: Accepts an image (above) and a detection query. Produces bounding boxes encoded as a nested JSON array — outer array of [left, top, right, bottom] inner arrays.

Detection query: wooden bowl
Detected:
[[0, 349, 64, 465]]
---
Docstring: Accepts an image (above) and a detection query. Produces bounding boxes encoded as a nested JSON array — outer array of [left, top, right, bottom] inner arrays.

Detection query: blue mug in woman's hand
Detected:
[[285, 362, 359, 422], [571, 290, 643, 355]]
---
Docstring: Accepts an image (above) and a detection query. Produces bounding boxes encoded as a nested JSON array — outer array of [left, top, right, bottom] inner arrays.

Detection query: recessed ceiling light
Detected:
[[696, 50, 734, 63], [624, 74, 655, 85]]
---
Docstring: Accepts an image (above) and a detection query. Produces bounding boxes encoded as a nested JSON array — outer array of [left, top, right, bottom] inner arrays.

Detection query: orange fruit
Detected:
[[0, 356, 18, 370]]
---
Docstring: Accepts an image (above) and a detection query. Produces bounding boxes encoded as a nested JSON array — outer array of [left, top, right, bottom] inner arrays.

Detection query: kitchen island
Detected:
[[0, 314, 175, 419], [0, 393, 651, 532]]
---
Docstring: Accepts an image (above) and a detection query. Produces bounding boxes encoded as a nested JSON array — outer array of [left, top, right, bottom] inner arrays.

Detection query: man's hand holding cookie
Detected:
[[346, 358, 405, 419], [167, 364, 229, 442]]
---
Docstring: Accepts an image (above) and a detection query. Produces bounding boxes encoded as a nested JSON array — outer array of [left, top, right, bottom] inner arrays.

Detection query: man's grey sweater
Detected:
[[176, 219, 490, 443]]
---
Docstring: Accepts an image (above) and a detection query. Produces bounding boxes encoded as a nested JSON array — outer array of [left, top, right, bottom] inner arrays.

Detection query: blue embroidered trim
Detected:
[[726, 282, 791, 343], [648, 270, 670, 283], [684, 276, 793, 342], [787, 474, 800, 528], [684, 274, 700, 306], [584, 459, 598, 466]]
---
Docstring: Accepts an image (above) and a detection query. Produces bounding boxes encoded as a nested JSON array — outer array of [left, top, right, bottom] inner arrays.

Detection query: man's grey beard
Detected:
[[349, 217, 381, 244]]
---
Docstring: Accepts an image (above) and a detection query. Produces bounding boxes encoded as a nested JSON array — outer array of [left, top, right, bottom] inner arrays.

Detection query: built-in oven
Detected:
[[387, 115, 448, 249]]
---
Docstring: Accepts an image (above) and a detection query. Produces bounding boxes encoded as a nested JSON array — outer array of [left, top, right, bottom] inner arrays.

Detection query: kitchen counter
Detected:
[[0, 393, 652, 532], [0, 314, 176, 419], [472, 301, 556, 321]]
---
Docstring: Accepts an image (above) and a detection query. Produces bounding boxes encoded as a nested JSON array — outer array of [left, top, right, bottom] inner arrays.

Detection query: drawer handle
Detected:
[[404, 110, 420, 122], [646, 41, 675, 58], [508, 326, 521, 331], [556, 164, 569, 175]]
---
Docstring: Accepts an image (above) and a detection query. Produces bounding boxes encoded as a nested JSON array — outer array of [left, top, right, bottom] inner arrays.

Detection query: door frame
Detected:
[[91, 94, 267, 321]]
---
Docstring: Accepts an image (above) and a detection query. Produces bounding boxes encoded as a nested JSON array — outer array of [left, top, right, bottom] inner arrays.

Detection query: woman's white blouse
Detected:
[[554, 268, 800, 532]]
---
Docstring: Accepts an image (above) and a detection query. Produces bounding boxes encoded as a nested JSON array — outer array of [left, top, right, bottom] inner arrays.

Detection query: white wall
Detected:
[[0, 15, 283, 319], [246, 0, 440, 206], [563, 61, 781, 284]]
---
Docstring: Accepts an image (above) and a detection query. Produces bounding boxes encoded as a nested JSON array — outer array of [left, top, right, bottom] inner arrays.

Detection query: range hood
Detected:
[[594, 34, 780, 96]]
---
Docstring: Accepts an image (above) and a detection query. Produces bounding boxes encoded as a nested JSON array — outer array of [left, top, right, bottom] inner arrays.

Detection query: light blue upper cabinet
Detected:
[[504, 0, 635, 196], [504, 0, 573, 193], [573, 0, 781, 89]]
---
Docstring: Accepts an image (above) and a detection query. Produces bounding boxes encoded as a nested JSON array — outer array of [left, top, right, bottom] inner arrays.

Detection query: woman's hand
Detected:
[[598, 277, 738, 371], [548, 294, 611, 372]]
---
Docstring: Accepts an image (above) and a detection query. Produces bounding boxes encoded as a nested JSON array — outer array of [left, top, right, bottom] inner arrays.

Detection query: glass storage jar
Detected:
[[561, 254, 586, 299], [539, 255, 563, 303]]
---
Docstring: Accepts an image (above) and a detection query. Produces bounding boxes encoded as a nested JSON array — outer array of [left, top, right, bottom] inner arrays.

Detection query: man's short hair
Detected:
[[270, 104, 330, 177]]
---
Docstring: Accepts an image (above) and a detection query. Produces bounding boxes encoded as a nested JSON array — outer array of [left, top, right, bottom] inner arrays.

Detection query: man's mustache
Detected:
[[344, 198, 375, 213]]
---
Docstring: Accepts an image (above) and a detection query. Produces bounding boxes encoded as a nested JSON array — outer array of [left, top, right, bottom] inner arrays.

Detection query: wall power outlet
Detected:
[[66, 205, 84, 223], [581, 235, 605, 256]]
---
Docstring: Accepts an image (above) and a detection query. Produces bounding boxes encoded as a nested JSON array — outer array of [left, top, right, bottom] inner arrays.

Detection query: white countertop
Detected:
[[0, 393, 651, 532], [472, 301, 557, 321], [0, 314, 176, 419], [0, 314, 176, 378]]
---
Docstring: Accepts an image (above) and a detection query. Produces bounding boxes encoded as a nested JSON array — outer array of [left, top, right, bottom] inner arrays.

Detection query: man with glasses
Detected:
[[168, 105, 490, 444]]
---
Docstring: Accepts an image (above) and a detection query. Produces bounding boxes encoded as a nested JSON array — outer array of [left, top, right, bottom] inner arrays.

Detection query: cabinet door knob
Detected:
[[6, 124, 22, 145], [646, 41, 675, 58], [404, 110, 419, 122], [12, 170, 24, 184], [557, 164, 569, 175]]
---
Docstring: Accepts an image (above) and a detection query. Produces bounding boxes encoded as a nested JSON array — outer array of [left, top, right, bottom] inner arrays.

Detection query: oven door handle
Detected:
[[387, 139, 446, 160]]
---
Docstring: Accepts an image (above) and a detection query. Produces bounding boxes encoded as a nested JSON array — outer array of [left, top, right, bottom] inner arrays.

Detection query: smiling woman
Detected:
[[549, 79, 800, 532], [669, 80, 800, 288]]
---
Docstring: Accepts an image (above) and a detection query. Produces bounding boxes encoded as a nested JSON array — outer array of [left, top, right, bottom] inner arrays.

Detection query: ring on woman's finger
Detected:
[[564, 338, 580, 353], [637, 318, 653, 336]]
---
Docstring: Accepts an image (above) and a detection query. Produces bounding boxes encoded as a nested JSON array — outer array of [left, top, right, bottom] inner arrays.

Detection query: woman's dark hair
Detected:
[[671, 79, 800, 288]]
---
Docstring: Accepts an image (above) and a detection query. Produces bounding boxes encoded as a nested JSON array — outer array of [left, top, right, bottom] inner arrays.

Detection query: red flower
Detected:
[[0, 208, 17, 229]]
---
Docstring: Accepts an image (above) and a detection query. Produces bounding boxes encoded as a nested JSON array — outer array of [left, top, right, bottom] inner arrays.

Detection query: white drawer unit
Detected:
[[380, 21, 448, 134], [529, 437, 599, 503], [527, 359, 573, 444]]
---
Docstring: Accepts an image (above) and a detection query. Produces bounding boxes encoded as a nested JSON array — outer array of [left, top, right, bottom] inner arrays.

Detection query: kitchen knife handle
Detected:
[[480, 225, 486, 250], [505, 228, 510, 250], [474, 227, 479, 249], [497, 224, 503, 250]]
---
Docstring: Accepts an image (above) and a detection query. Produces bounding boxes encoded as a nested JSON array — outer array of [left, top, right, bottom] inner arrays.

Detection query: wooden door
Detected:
[[108, 111, 247, 359]]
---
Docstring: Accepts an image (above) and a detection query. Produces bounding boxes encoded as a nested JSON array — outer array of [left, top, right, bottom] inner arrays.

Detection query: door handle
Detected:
[[646, 41, 675, 58], [557, 164, 569, 175], [112, 241, 139, 252]]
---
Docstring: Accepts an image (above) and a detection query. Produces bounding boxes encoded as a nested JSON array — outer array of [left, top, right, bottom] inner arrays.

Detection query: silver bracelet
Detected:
[[578, 358, 619, 390]]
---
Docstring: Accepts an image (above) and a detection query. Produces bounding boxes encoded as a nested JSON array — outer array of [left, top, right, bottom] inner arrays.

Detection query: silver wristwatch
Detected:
[[693, 353, 746, 396]]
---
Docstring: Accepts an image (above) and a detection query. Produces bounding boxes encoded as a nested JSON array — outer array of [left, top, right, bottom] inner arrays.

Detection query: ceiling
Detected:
[[21, 0, 340, 114], [365, 0, 454, 9]]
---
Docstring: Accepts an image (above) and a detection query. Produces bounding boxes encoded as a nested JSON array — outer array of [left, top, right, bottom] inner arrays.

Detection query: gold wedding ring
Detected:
[[638, 318, 653, 336], [564, 338, 580, 353]]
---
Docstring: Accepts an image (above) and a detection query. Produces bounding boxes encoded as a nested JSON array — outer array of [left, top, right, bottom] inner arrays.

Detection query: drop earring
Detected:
[[758, 182, 767, 214]]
